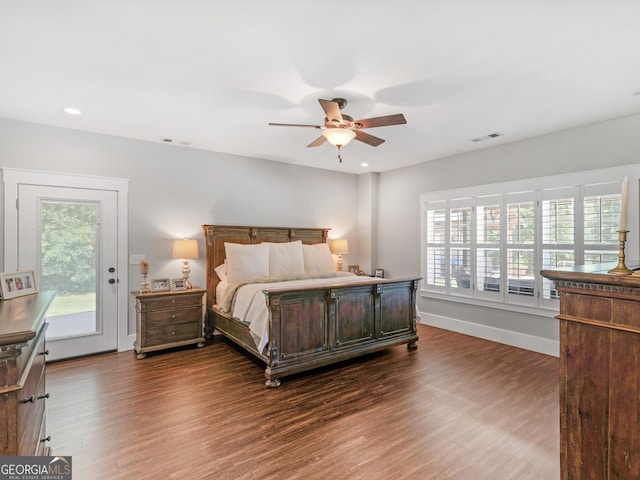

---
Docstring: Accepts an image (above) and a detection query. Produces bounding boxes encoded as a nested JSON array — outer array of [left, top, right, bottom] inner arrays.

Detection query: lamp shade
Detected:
[[172, 239, 199, 259], [322, 128, 356, 147], [330, 238, 349, 255]]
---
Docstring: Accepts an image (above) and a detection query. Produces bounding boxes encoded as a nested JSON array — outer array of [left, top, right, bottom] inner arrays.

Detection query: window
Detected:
[[476, 196, 501, 297], [583, 182, 621, 265], [421, 167, 637, 312]]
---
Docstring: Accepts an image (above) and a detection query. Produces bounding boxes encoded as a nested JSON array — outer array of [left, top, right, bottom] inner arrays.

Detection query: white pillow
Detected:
[[302, 243, 336, 274], [215, 279, 228, 303], [224, 242, 270, 283], [214, 260, 227, 281], [263, 241, 305, 276]]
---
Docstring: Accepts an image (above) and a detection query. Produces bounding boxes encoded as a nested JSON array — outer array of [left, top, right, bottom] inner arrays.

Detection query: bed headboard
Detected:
[[201, 225, 330, 306]]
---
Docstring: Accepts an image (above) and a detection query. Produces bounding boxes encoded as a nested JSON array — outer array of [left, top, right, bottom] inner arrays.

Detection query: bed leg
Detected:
[[265, 377, 281, 388], [407, 341, 418, 350]]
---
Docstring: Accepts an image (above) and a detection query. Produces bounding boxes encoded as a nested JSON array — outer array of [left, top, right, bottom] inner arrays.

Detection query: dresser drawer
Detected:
[[145, 321, 200, 345], [17, 333, 47, 456], [139, 294, 202, 312], [17, 331, 45, 437], [145, 305, 202, 328], [18, 373, 46, 456]]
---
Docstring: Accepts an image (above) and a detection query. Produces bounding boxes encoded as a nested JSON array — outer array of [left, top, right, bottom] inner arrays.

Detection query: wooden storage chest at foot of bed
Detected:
[[132, 288, 206, 359], [262, 279, 419, 386]]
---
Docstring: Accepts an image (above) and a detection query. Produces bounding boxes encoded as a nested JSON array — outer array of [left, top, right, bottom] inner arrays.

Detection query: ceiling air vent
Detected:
[[470, 132, 503, 143]]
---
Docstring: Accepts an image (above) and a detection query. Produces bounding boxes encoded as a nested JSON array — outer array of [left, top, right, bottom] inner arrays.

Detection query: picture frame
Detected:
[[151, 278, 171, 292], [348, 265, 360, 275], [171, 278, 186, 291], [0, 270, 38, 300], [375, 268, 384, 278]]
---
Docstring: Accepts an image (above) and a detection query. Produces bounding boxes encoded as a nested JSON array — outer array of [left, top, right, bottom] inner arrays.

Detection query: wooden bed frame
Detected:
[[202, 225, 419, 387]]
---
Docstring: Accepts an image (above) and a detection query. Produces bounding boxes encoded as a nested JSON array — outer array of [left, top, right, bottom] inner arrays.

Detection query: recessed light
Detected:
[[63, 107, 82, 115], [361, 162, 369, 167], [470, 132, 503, 142]]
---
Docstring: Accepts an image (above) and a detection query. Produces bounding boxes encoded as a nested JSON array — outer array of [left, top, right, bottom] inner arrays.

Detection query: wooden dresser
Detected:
[[541, 264, 640, 480], [0, 291, 55, 456], [132, 287, 206, 359]]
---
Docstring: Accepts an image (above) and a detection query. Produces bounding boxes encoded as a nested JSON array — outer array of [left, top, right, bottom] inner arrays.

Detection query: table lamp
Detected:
[[172, 239, 199, 289], [330, 238, 349, 271]]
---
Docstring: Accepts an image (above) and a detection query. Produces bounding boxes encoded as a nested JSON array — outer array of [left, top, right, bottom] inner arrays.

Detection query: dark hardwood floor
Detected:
[[46, 324, 559, 479]]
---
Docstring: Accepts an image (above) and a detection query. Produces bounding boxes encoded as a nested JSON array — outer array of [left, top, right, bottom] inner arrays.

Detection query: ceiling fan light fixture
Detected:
[[322, 128, 356, 147]]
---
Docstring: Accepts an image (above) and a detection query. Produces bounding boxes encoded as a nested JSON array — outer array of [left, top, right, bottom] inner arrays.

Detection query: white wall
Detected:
[[5, 112, 640, 357], [0, 117, 360, 341], [377, 113, 640, 356]]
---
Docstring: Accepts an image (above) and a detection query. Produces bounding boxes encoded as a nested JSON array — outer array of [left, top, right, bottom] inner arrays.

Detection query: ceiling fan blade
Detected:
[[354, 130, 385, 147], [354, 113, 407, 129], [269, 122, 322, 128], [318, 99, 343, 125], [307, 136, 327, 147]]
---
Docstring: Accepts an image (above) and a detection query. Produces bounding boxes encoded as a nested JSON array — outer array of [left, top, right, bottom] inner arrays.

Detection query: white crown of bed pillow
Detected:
[[224, 242, 270, 283], [263, 241, 305, 276], [302, 243, 336, 274]]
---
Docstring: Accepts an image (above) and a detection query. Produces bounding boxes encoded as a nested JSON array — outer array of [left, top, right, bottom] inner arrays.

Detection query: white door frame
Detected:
[[2, 167, 132, 353]]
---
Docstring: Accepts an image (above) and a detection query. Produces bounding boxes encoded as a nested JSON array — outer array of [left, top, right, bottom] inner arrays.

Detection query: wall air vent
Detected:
[[470, 132, 503, 143]]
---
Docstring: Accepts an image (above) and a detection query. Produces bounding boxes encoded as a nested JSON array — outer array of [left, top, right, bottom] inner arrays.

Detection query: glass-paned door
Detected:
[[18, 185, 119, 361]]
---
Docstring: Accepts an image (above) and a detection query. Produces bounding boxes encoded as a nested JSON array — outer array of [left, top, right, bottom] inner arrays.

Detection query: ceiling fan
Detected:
[[269, 98, 407, 162]]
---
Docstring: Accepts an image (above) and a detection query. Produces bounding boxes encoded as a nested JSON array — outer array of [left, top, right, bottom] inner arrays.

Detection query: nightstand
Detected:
[[132, 287, 206, 359]]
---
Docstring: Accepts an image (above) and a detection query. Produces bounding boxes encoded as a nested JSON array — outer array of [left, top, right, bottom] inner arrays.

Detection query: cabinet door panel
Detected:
[[379, 284, 413, 336], [563, 321, 609, 479], [279, 294, 328, 358], [334, 288, 374, 347], [609, 329, 640, 478]]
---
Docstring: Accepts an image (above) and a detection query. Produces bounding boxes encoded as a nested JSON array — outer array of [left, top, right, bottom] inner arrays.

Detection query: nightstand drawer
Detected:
[[145, 305, 202, 327], [145, 321, 200, 345], [140, 294, 202, 312]]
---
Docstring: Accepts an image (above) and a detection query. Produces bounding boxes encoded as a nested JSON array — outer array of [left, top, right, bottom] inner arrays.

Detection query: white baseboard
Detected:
[[419, 311, 559, 357], [118, 333, 136, 352]]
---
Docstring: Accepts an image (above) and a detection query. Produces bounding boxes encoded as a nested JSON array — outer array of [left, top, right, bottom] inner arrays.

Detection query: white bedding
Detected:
[[222, 273, 382, 353]]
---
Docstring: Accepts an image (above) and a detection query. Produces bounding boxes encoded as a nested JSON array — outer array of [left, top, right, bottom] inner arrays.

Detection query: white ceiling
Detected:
[[1, 1, 640, 174]]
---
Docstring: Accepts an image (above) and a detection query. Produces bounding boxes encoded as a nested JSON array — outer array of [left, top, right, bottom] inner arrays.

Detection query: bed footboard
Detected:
[[261, 277, 419, 387]]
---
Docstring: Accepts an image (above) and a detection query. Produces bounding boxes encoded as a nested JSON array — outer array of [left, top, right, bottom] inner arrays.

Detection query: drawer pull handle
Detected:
[[38, 393, 50, 400], [41, 435, 51, 443], [21, 395, 36, 404], [171, 331, 176, 335], [171, 314, 176, 319], [40, 349, 50, 356]]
